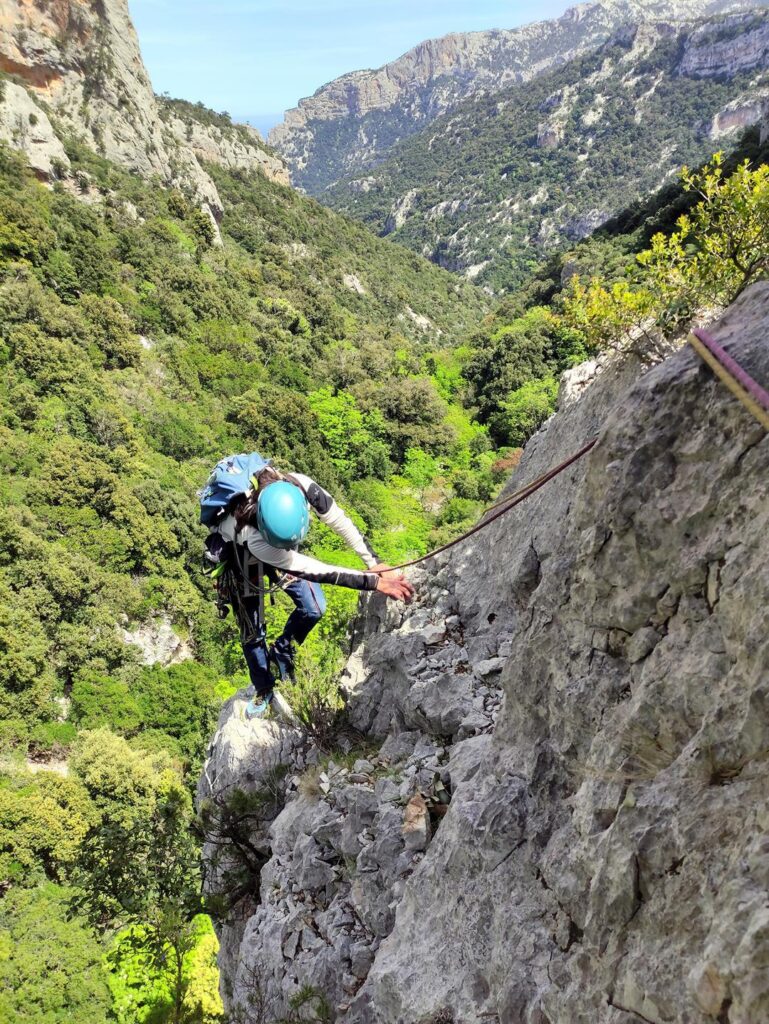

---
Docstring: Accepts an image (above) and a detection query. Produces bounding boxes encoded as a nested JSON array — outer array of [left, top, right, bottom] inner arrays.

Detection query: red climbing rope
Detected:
[[374, 436, 598, 574], [692, 328, 769, 415], [374, 330, 767, 577], [688, 331, 769, 431]]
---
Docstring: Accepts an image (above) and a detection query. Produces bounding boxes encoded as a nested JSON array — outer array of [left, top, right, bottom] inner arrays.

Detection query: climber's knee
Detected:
[[286, 579, 326, 624], [305, 582, 326, 623]]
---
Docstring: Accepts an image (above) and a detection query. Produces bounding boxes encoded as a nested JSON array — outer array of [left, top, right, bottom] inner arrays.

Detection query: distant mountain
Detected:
[[322, 10, 769, 292], [269, 0, 764, 194]]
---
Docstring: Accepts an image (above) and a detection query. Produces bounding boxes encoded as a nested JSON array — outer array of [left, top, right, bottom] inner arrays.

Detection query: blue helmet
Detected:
[[257, 481, 309, 549]]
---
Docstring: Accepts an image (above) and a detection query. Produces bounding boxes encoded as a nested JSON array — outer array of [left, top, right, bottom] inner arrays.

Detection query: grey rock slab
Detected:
[[474, 656, 506, 677], [208, 284, 769, 1023], [373, 778, 401, 804]]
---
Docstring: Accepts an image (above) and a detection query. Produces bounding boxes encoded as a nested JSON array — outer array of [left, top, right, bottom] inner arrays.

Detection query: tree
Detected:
[[70, 730, 200, 925], [71, 731, 205, 1021], [307, 388, 391, 480], [464, 306, 587, 423], [106, 915, 224, 1024], [564, 154, 769, 347], [488, 376, 560, 447], [0, 585, 56, 723], [636, 154, 769, 313], [562, 277, 655, 350], [0, 771, 96, 888], [0, 882, 112, 1024]]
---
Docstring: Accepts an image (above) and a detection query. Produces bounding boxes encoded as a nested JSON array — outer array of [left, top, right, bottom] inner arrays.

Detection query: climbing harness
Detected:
[[207, 543, 285, 646], [688, 328, 769, 431], [373, 331, 768, 577]]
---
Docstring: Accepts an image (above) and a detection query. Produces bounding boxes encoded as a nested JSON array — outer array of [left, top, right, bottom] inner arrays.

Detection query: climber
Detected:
[[200, 454, 414, 720]]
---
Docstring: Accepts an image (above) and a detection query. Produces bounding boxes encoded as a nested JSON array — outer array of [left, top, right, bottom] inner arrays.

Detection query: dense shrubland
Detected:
[[0, 136, 492, 746], [0, 131, 497, 1021]]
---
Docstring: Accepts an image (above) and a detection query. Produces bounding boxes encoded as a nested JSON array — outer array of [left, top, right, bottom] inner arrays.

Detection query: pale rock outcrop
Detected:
[[163, 110, 289, 185], [120, 614, 193, 667], [383, 188, 420, 234], [0, 0, 287, 214], [710, 91, 769, 138], [342, 273, 367, 295], [0, 0, 222, 212], [536, 123, 563, 149], [0, 80, 69, 177], [562, 206, 611, 240], [204, 282, 769, 1022], [678, 10, 769, 78]]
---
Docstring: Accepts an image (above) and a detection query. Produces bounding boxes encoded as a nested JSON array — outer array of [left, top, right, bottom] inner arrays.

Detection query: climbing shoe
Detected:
[[269, 642, 296, 682], [245, 690, 274, 720]]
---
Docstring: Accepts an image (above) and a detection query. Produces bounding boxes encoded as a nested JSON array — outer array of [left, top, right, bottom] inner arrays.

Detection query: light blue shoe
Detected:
[[245, 690, 274, 720]]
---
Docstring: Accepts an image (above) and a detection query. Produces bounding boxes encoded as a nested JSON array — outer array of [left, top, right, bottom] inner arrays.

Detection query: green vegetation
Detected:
[[0, 103, 494, 1021], [324, 11, 769, 292], [463, 306, 587, 445], [464, 130, 769, 448], [0, 882, 112, 1024], [563, 153, 769, 347], [0, 130, 489, 750], [1, 37, 766, 1020], [0, 730, 220, 1023]]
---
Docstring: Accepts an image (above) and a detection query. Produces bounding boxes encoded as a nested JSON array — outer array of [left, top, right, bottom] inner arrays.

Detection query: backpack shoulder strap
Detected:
[[237, 544, 265, 625]]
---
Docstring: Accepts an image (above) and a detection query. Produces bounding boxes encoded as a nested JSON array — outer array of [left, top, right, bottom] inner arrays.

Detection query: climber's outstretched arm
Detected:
[[290, 472, 380, 569], [243, 532, 413, 602]]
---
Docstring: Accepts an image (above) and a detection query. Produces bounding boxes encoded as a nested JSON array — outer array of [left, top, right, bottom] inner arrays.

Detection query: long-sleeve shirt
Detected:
[[216, 473, 380, 590]]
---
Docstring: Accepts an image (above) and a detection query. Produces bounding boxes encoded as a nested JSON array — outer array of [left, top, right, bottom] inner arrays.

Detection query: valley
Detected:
[[0, 1, 767, 1022]]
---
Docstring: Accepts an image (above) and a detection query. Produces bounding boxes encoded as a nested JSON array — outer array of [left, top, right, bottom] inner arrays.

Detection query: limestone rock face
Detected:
[[120, 614, 193, 667], [0, 0, 221, 210], [160, 103, 290, 185], [0, 79, 69, 177], [204, 282, 769, 1022], [678, 9, 769, 77], [710, 91, 769, 139], [269, 0, 762, 193], [0, 0, 287, 210]]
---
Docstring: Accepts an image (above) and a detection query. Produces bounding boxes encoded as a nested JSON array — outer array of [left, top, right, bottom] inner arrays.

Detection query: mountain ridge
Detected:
[[321, 10, 769, 291], [269, 0, 766, 193]]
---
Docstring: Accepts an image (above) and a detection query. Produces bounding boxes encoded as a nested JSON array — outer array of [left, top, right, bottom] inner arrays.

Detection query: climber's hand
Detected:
[[375, 573, 414, 603]]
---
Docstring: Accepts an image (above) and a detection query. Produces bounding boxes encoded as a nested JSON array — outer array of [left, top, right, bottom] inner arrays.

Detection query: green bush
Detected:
[[0, 883, 112, 1024], [488, 376, 559, 447]]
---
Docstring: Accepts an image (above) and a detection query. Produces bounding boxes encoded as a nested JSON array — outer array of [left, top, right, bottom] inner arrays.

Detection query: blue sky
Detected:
[[129, 1, 571, 137]]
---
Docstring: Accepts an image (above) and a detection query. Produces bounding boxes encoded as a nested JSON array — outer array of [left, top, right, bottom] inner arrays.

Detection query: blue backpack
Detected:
[[199, 452, 270, 525]]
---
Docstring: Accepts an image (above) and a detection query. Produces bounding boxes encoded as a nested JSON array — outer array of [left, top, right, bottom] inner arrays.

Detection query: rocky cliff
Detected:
[[323, 10, 769, 292], [269, 0, 764, 194], [0, 0, 286, 215], [200, 281, 769, 1023]]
